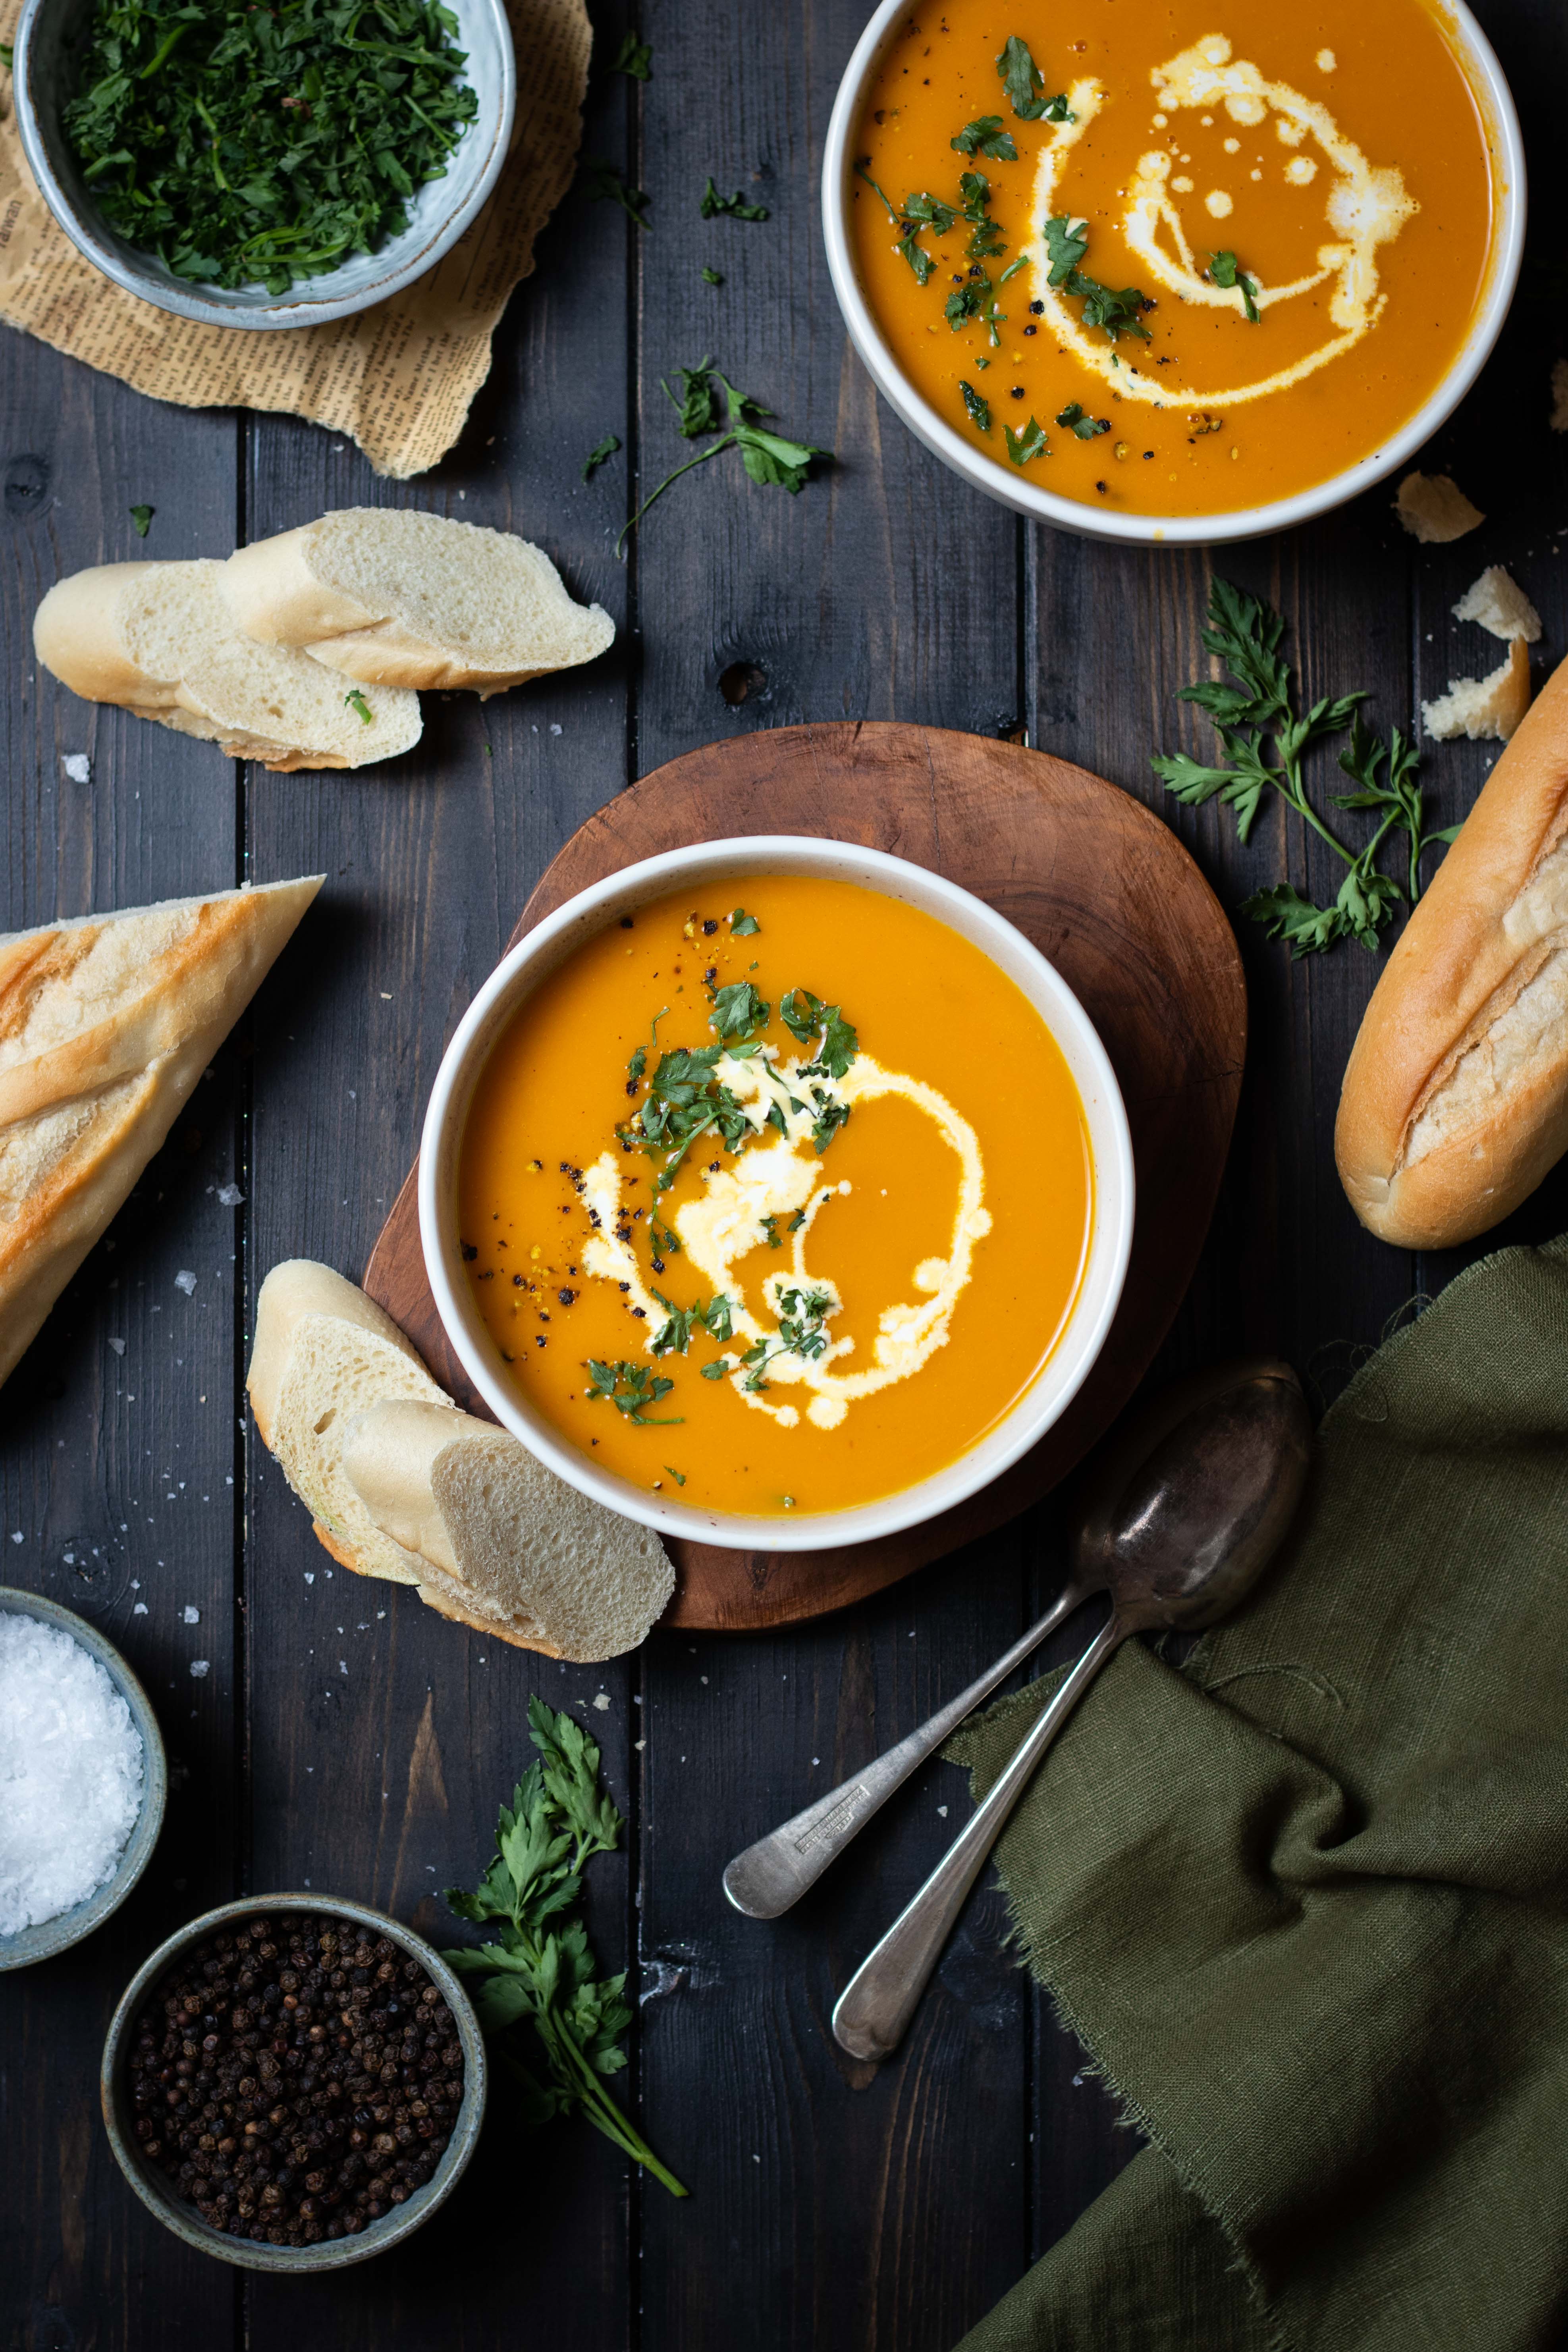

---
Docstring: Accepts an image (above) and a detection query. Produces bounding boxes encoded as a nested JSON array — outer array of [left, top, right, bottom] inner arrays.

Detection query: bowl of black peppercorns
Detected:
[[100, 1895, 486, 2270]]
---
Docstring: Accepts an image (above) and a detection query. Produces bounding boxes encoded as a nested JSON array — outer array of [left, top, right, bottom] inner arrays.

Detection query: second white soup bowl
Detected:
[[420, 837, 1134, 1554]]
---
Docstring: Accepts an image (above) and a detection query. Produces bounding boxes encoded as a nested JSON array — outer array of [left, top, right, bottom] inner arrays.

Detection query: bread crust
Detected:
[[247, 1260, 429, 1450], [1336, 650, 1568, 1245], [224, 527, 382, 645], [0, 880, 322, 1388], [33, 564, 172, 706]]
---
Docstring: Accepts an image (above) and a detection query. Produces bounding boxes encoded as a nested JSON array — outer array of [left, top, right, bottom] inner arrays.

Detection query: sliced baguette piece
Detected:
[[248, 1262, 457, 1587], [222, 510, 615, 698], [0, 877, 321, 1389], [33, 561, 421, 770], [343, 1400, 674, 1661], [1337, 649, 1568, 1246]]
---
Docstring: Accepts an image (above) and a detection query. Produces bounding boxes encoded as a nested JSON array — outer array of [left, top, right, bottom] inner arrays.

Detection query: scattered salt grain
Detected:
[[0, 1615, 144, 1935], [108, 1337, 126, 1356], [174, 1270, 197, 1296], [189, 1660, 209, 1678], [62, 754, 91, 784], [592, 1694, 611, 1711], [133, 1603, 148, 1615], [216, 1184, 244, 1208], [181, 1606, 200, 1624]]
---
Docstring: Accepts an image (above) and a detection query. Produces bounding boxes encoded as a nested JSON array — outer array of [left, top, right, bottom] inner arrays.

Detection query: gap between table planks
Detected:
[[363, 721, 1247, 1629]]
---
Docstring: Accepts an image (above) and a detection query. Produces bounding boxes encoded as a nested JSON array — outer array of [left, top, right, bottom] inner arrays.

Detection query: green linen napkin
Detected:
[[949, 1238, 1568, 2352]]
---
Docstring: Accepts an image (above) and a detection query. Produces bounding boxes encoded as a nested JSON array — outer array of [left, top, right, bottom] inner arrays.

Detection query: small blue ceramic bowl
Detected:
[[12, 0, 516, 328], [0, 1585, 168, 1970]]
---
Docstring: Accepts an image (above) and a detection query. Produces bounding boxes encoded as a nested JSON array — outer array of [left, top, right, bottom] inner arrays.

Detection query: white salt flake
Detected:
[[174, 1270, 197, 1296], [9, 1533, 21, 1545], [634, 1738, 646, 1751], [189, 1660, 210, 1678], [216, 1184, 244, 1208], [108, 1337, 126, 1357], [304, 1572, 315, 1584], [62, 754, 91, 784], [132, 1602, 148, 1616], [592, 1693, 611, 1711], [937, 1805, 949, 1818], [181, 1606, 200, 1625], [0, 1616, 144, 1934]]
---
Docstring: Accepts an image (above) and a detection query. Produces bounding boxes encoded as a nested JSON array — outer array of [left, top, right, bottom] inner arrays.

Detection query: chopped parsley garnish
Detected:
[[1056, 402, 1109, 438], [63, 0, 481, 295], [702, 266, 723, 283], [650, 1218, 680, 1257], [582, 433, 621, 481], [951, 116, 1018, 161], [1209, 249, 1259, 322], [627, 1041, 647, 1085], [619, 362, 828, 555], [698, 1294, 733, 1342], [699, 1359, 729, 1380], [959, 171, 1005, 259], [710, 981, 770, 1041], [700, 178, 769, 221], [961, 380, 992, 433], [611, 29, 651, 78], [1043, 215, 1151, 342], [776, 1286, 833, 1359], [1005, 416, 1049, 465], [663, 1465, 686, 1486], [649, 1292, 699, 1356], [584, 160, 651, 227], [760, 1214, 783, 1249], [129, 503, 153, 537], [730, 908, 760, 935], [995, 35, 1072, 123], [780, 989, 857, 1078], [344, 688, 373, 724], [586, 1360, 682, 1423]]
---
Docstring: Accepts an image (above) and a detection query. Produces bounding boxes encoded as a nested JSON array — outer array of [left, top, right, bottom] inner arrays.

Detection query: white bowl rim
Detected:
[[11, 0, 517, 330], [420, 834, 1136, 1555], [821, 0, 1526, 548]]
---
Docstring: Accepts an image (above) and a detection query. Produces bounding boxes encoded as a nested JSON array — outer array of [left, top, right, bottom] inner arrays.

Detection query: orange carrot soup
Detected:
[[850, 0, 1497, 517], [458, 878, 1093, 1519]]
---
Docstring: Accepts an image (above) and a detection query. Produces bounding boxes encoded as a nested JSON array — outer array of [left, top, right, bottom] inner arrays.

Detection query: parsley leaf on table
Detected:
[[619, 364, 829, 553], [1151, 578, 1446, 958], [700, 177, 769, 221], [582, 433, 621, 481], [994, 34, 1072, 123], [64, 0, 480, 296], [442, 1700, 687, 2197], [584, 160, 652, 226], [702, 265, 723, 283], [129, 503, 153, 536], [611, 29, 651, 79]]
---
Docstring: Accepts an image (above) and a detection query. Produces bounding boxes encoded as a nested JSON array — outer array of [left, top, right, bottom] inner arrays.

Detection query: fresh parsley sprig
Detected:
[[995, 35, 1072, 123], [1151, 578, 1448, 957], [442, 1700, 687, 2198], [1044, 216, 1151, 343], [700, 177, 769, 221], [618, 361, 828, 555]]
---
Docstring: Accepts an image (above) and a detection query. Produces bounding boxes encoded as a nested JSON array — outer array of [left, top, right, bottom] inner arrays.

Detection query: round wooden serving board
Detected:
[[364, 722, 1245, 1631]]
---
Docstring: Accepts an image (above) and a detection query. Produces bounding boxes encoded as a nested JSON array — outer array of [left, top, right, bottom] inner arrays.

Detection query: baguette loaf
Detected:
[[1337, 650, 1568, 1246], [249, 1266, 672, 1659], [0, 877, 321, 1388], [222, 509, 615, 697], [34, 561, 421, 770], [342, 1400, 674, 1660]]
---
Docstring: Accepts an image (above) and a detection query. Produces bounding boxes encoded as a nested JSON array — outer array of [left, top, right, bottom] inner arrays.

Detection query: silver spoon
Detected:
[[829, 1358, 1312, 2063]]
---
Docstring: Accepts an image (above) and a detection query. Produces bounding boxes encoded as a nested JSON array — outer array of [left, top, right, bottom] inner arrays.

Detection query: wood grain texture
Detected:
[[4, 0, 1567, 2348], [363, 721, 1246, 1628]]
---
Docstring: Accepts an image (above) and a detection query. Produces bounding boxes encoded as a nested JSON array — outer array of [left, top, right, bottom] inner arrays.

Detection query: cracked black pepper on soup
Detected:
[[126, 1911, 465, 2246]]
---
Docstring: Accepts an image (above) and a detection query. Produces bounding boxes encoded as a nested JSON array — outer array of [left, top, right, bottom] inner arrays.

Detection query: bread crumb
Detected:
[[1552, 357, 1568, 434], [1453, 565, 1541, 644], [1421, 638, 1531, 742], [1394, 472, 1483, 544], [592, 1693, 611, 1710]]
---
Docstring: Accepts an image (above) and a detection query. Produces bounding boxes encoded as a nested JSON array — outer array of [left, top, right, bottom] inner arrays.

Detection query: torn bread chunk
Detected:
[[1394, 472, 1484, 545], [1422, 638, 1531, 743], [342, 1399, 674, 1660], [223, 510, 615, 698], [1452, 567, 1541, 644]]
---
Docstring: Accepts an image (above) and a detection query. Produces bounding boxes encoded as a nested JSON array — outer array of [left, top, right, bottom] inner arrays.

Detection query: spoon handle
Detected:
[[722, 1582, 1093, 1920], [831, 1615, 1124, 2063]]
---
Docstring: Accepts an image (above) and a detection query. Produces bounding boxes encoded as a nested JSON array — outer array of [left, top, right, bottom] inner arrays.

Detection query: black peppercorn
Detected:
[[125, 1912, 464, 2252]]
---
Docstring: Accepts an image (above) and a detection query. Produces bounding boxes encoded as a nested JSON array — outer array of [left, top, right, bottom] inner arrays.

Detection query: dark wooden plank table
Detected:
[[4, 0, 1566, 2344]]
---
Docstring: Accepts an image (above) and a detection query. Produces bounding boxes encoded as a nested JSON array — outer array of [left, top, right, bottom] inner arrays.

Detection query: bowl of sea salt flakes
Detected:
[[0, 1587, 166, 1967]]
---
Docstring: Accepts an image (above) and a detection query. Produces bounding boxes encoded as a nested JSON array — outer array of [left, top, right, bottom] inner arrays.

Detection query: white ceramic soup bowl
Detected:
[[821, 0, 1526, 548], [421, 837, 1134, 1555]]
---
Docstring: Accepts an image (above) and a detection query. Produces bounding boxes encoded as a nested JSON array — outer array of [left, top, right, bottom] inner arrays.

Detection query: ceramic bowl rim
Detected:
[[100, 1890, 488, 2269], [419, 833, 1136, 1554], [0, 1585, 168, 1970], [11, 0, 516, 330], [820, 0, 1527, 548]]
